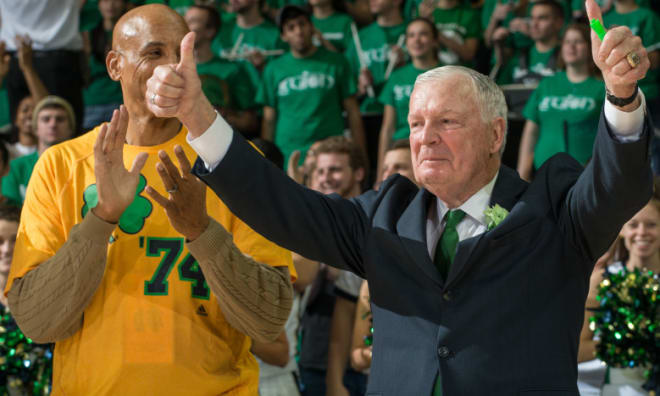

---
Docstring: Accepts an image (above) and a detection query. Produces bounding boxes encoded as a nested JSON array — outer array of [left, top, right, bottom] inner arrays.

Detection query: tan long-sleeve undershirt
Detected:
[[8, 212, 293, 344], [186, 218, 293, 342], [8, 211, 115, 343]]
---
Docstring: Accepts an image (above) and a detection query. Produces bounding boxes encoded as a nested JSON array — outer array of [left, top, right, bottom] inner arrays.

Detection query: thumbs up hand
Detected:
[[146, 31, 217, 137], [585, 0, 648, 107]]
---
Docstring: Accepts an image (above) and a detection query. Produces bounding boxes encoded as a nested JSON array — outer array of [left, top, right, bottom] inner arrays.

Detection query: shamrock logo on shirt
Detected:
[[81, 174, 153, 234]]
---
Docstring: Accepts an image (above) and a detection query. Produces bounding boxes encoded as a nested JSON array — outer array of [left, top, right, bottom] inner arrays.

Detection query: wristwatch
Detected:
[[606, 84, 639, 107]]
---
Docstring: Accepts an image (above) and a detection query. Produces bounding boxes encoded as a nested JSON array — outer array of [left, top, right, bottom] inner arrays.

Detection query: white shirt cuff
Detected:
[[604, 89, 646, 142], [186, 113, 234, 171]]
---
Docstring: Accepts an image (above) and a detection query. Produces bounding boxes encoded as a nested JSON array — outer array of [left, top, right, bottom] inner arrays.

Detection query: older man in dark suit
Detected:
[[145, 1, 653, 394]]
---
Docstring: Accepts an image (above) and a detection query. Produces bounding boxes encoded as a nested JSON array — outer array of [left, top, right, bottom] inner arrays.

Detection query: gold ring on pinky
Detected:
[[167, 184, 178, 194], [626, 52, 641, 68]]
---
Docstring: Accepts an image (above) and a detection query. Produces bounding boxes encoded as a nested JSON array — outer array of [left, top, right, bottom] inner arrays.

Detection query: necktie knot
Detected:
[[444, 209, 466, 229]]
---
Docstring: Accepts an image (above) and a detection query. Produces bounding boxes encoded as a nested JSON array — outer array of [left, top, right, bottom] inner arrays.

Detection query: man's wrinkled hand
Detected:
[[146, 145, 210, 241], [586, 0, 649, 101]]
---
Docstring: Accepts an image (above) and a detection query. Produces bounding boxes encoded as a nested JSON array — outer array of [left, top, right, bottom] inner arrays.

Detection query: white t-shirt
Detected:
[[0, 0, 82, 51], [7, 142, 37, 160]]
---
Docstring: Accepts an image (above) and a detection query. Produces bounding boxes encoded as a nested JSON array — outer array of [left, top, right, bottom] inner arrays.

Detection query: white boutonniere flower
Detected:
[[484, 204, 509, 230]]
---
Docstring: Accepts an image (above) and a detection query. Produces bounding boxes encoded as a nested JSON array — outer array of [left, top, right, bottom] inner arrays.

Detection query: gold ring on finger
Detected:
[[626, 52, 640, 68]]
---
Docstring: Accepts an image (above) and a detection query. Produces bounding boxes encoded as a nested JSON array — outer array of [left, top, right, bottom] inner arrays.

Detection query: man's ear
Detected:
[[490, 117, 506, 155], [106, 50, 122, 81]]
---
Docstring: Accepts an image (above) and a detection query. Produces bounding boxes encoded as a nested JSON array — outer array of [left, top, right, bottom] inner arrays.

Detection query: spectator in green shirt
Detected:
[[570, 0, 650, 19], [494, 0, 564, 85], [0, 38, 48, 160], [420, 0, 480, 67], [258, 5, 366, 165], [310, 0, 354, 53], [482, 0, 534, 51], [346, 0, 407, 115], [517, 23, 604, 181], [82, 0, 127, 131], [211, 0, 286, 89], [2, 96, 75, 206], [377, 17, 440, 174], [184, 4, 259, 137]]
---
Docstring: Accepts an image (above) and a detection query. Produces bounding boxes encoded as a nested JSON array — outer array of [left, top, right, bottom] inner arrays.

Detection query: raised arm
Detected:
[[15, 35, 48, 104], [145, 33, 374, 277], [556, 0, 652, 262]]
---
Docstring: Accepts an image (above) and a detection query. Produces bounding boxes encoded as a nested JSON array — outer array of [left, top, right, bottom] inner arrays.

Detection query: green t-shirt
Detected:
[[83, 32, 124, 107], [257, 47, 356, 162], [80, 0, 102, 32], [143, 0, 195, 15], [432, 4, 481, 66], [522, 71, 605, 169], [346, 22, 407, 114], [378, 62, 437, 141], [0, 84, 10, 130], [79, 0, 155, 31], [497, 45, 557, 85], [311, 13, 354, 53], [402, 0, 421, 22], [211, 19, 287, 89], [603, 7, 660, 100], [265, 0, 306, 10], [197, 56, 256, 110], [481, 0, 533, 51], [2, 151, 39, 206]]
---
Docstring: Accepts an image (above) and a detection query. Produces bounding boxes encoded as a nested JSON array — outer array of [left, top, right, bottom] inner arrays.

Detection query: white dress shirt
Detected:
[[188, 91, 647, 258], [425, 174, 497, 260]]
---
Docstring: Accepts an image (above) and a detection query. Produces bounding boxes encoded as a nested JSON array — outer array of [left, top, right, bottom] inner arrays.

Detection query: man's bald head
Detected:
[[113, 4, 189, 52], [107, 4, 190, 117]]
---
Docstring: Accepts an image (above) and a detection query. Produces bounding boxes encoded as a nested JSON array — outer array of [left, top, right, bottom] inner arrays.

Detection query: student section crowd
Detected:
[[0, 0, 658, 395]]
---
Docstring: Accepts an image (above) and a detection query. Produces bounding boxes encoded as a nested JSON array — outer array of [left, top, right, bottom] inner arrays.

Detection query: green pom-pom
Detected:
[[592, 267, 659, 393]]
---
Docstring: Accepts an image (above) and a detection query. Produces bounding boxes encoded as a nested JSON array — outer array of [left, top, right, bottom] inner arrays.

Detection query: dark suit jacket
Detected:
[[194, 112, 652, 395]]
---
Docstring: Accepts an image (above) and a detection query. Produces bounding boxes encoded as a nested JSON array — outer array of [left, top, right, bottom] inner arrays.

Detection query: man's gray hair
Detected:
[[415, 66, 508, 155]]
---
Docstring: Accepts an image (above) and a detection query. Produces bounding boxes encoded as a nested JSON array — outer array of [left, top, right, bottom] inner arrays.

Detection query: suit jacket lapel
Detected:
[[396, 188, 443, 287], [488, 166, 528, 213], [446, 166, 528, 288]]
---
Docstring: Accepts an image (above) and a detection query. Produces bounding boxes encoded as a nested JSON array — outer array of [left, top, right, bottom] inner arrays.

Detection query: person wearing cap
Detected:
[[259, 4, 366, 165], [2, 95, 75, 205]]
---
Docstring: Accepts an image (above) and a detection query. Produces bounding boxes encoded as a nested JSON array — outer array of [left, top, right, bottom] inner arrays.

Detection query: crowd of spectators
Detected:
[[0, 0, 658, 395]]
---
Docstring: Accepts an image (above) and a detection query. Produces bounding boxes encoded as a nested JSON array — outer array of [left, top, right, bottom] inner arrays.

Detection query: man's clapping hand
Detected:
[[146, 145, 210, 241], [92, 106, 149, 223]]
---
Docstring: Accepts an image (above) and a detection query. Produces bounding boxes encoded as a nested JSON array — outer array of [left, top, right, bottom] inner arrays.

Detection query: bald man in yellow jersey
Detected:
[[4, 5, 295, 395]]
